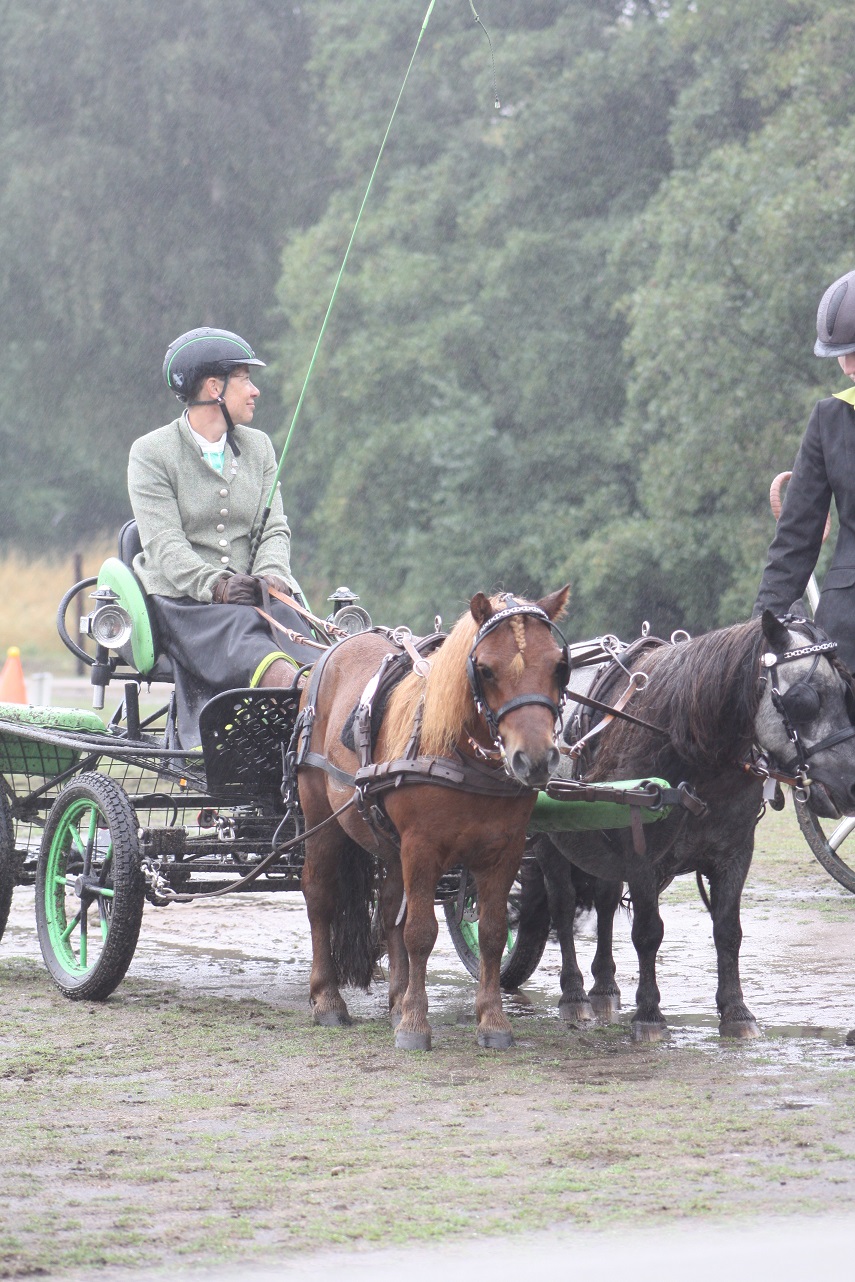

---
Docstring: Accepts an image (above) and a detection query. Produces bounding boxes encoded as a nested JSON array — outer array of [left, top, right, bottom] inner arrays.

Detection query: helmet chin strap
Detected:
[[187, 370, 241, 457]]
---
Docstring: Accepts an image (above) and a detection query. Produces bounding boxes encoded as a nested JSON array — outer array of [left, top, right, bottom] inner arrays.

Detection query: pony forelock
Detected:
[[381, 593, 531, 761]]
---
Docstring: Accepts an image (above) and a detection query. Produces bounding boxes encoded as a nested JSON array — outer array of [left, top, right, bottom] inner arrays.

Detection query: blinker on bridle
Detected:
[[466, 599, 571, 748], [761, 633, 855, 797]]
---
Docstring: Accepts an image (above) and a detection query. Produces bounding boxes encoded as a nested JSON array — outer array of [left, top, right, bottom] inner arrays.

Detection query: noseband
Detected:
[[466, 599, 571, 749], [761, 628, 855, 796]]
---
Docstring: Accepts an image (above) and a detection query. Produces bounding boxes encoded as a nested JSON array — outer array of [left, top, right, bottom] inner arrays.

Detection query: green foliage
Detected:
[[581, 0, 855, 634], [0, 0, 327, 550], [276, 0, 679, 629]]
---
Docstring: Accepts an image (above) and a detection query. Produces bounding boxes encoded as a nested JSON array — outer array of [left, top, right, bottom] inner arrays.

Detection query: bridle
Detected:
[[466, 598, 571, 750], [760, 623, 855, 798]]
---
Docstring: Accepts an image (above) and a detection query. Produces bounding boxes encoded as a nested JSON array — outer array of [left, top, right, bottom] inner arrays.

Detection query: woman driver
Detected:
[[128, 327, 320, 745]]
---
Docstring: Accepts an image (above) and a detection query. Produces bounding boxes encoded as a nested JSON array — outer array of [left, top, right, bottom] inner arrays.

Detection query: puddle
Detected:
[[5, 880, 855, 1073]]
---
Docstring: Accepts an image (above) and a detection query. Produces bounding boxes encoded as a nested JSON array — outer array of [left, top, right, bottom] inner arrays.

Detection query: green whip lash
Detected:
[[248, 0, 499, 570]]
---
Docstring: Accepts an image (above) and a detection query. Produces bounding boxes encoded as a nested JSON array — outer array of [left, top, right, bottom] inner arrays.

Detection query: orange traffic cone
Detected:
[[0, 646, 27, 704]]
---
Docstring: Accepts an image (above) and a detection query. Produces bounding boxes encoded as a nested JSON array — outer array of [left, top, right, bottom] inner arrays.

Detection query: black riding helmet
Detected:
[[815, 270, 855, 357], [163, 327, 266, 445]]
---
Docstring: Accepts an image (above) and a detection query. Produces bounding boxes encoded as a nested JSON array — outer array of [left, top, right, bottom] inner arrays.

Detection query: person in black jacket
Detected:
[[755, 269, 855, 671]]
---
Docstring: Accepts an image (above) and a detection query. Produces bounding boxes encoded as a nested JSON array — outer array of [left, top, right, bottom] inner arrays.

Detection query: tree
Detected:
[[0, 0, 327, 550]]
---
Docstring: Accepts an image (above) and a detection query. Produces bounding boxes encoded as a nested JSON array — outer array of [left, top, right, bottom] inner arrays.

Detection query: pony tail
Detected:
[[330, 838, 377, 989]]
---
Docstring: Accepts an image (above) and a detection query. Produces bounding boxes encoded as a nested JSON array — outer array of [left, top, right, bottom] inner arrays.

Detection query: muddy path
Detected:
[[2, 807, 855, 1278]]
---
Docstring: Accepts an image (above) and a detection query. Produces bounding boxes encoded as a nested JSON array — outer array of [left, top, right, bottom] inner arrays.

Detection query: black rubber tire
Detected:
[[794, 798, 855, 895], [0, 785, 14, 943], [444, 860, 551, 989], [35, 773, 145, 1000]]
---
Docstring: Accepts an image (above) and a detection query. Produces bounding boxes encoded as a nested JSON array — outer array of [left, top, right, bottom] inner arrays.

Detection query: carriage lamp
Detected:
[[80, 586, 133, 651], [327, 586, 372, 635]]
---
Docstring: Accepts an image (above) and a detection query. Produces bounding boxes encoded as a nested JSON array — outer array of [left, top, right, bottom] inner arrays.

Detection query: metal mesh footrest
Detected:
[[199, 688, 302, 798]]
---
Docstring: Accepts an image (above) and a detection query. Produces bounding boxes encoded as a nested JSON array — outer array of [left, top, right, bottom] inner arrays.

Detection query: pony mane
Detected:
[[381, 594, 520, 761], [590, 617, 767, 780]]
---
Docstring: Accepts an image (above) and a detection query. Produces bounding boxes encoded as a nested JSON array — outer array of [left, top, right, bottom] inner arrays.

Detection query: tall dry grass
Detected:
[[0, 542, 114, 673]]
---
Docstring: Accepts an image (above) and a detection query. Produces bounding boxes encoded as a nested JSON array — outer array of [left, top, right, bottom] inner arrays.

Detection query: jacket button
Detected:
[[220, 509, 228, 516], [220, 556, 229, 564], [218, 539, 228, 547], [216, 524, 225, 532], [219, 488, 228, 497]]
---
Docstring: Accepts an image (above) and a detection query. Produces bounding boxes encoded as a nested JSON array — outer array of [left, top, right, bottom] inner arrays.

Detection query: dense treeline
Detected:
[[4, 0, 855, 637]]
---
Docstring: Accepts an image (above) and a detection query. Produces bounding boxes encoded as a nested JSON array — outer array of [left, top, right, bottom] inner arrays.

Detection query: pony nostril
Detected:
[[511, 747, 558, 788]]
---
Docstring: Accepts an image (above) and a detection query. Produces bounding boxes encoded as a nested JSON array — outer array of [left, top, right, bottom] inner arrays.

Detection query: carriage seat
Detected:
[[95, 520, 174, 681]]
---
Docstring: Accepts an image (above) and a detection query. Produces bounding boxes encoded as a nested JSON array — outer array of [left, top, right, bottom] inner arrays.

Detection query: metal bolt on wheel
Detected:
[[35, 772, 145, 1000]]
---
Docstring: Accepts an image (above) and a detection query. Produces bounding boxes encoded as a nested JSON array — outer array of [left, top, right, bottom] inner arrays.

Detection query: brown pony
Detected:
[[298, 587, 569, 1051]]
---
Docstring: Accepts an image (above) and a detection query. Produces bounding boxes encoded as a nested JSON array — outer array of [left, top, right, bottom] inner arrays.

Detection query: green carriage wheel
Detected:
[[0, 785, 14, 942], [35, 773, 145, 1000], [443, 862, 551, 990]]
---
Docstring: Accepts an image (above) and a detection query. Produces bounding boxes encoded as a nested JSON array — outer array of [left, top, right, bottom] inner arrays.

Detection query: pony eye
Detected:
[[478, 664, 495, 683]]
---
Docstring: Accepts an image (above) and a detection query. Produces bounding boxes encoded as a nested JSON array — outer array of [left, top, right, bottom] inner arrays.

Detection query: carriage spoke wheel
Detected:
[[443, 861, 551, 989], [794, 797, 855, 895], [35, 773, 145, 1000], [0, 784, 14, 943]]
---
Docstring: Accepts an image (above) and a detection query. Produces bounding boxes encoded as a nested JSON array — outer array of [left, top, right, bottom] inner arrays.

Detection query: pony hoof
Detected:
[[589, 993, 621, 1019], [477, 1028, 514, 1050], [631, 1021, 668, 1044], [719, 1018, 761, 1040], [395, 1029, 431, 1051], [313, 1008, 351, 1027], [559, 1000, 595, 1025]]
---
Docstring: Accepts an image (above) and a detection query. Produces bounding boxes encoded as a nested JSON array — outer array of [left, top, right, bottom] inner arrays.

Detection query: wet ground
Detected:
[[4, 806, 855, 1279], [6, 807, 855, 1055]]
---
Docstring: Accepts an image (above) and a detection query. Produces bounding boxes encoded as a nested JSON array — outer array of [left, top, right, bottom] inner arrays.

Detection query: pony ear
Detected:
[[536, 584, 571, 621], [470, 592, 494, 627], [761, 609, 790, 651]]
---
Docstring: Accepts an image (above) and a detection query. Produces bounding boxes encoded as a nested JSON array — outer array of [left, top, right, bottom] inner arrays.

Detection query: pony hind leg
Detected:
[[302, 824, 376, 1027]]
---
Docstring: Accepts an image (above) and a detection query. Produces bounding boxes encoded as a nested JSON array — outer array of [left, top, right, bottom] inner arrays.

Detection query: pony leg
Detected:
[[534, 839, 594, 1024], [473, 869, 517, 1049], [588, 876, 623, 1019], [395, 862, 439, 1051], [301, 826, 351, 1027], [706, 849, 760, 1039], [626, 867, 668, 1043], [379, 858, 409, 1026]]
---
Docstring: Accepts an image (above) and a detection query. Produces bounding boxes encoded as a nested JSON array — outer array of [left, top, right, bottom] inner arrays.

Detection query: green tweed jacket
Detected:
[[128, 415, 293, 602]]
